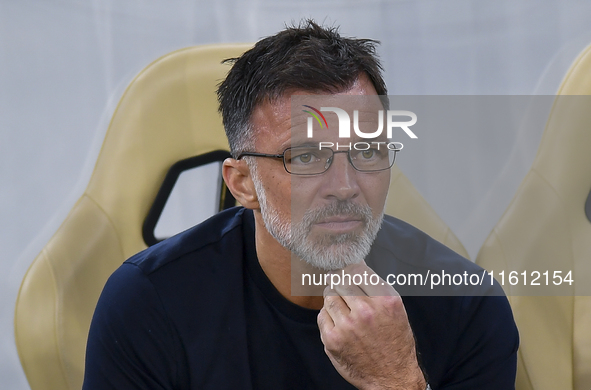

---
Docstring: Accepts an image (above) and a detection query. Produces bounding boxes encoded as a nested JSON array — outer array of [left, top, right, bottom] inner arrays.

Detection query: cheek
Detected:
[[365, 174, 390, 211], [288, 177, 320, 218], [262, 170, 294, 214]]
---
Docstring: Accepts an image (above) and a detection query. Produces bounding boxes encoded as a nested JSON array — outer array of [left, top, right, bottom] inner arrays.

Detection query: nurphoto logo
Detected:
[[302, 105, 418, 138], [302, 105, 417, 151]]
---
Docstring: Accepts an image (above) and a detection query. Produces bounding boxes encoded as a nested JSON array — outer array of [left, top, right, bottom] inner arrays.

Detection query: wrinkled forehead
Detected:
[[290, 94, 388, 145]]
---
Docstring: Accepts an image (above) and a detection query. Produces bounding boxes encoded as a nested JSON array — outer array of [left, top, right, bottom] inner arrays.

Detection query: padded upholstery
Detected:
[[476, 43, 591, 390], [15, 43, 468, 390], [14, 43, 252, 390], [385, 168, 469, 258]]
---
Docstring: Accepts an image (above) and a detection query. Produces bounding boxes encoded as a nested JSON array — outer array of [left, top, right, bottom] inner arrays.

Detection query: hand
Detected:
[[317, 263, 427, 390]]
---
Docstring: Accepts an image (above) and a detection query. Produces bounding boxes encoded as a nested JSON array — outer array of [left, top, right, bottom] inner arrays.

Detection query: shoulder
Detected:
[[126, 206, 249, 275], [86, 207, 253, 385], [372, 215, 480, 273], [100, 207, 252, 318]]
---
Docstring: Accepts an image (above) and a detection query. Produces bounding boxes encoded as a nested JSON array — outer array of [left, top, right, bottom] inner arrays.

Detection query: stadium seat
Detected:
[[476, 43, 591, 390], [15, 43, 468, 390]]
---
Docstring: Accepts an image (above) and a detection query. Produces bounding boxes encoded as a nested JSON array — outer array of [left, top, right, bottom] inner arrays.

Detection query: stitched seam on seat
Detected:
[[39, 247, 71, 389], [83, 193, 126, 259], [56, 194, 126, 390]]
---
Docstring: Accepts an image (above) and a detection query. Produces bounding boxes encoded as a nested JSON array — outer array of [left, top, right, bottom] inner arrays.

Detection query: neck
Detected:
[[253, 211, 326, 310]]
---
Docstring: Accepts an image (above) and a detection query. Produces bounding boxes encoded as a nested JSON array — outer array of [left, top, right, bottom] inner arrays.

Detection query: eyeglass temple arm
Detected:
[[235, 151, 284, 160]]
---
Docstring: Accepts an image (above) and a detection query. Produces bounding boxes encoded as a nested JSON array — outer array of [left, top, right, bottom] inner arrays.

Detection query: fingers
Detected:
[[327, 263, 399, 298], [317, 306, 335, 346], [318, 264, 419, 389], [323, 263, 406, 328], [322, 289, 352, 326]]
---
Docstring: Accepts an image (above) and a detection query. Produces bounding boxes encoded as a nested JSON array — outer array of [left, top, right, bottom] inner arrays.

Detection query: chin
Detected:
[[297, 241, 370, 272]]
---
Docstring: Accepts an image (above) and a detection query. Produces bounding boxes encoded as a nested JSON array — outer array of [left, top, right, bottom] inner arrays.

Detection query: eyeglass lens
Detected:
[[284, 146, 395, 174]]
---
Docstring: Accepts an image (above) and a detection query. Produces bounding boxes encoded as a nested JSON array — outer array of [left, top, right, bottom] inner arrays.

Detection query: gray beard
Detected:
[[251, 170, 383, 271]]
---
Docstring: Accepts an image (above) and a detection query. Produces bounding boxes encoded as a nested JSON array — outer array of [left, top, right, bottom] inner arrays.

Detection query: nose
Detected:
[[321, 151, 360, 201]]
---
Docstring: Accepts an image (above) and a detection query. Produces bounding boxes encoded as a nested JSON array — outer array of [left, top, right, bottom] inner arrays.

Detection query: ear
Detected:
[[222, 158, 260, 209]]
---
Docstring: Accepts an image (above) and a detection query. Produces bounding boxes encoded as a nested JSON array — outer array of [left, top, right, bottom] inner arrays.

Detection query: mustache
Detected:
[[300, 201, 373, 228]]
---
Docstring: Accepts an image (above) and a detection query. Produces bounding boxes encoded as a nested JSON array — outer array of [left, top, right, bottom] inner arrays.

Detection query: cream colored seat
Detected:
[[15, 43, 468, 390], [385, 169, 468, 258], [14, 43, 251, 390], [476, 43, 591, 390]]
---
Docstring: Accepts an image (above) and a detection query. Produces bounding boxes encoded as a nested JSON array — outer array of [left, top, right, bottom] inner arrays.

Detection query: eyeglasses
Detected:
[[235, 145, 399, 175]]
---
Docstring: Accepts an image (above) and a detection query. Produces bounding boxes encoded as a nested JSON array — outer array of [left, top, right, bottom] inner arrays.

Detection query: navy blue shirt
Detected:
[[83, 207, 518, 389]]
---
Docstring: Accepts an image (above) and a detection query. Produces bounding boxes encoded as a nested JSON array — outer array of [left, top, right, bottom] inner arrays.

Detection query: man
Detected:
[[83, 21, 518, 389]]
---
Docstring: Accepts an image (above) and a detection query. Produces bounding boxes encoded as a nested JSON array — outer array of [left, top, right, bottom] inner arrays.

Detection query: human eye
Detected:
[[352, 147, 383, 161], [288, 148, 321, 165], [294, 152, 314, 164], [361, 149, 376, 159]]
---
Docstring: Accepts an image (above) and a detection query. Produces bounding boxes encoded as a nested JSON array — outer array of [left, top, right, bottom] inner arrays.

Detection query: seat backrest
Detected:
[[385, 166, 469, 258], [15, 43, 468, 390], [14, 43, 252, 390], [476, 43, 591, 390]]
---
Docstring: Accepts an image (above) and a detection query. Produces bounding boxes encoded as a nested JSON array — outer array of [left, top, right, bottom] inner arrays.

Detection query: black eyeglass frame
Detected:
[[235, 146, 398, 176]]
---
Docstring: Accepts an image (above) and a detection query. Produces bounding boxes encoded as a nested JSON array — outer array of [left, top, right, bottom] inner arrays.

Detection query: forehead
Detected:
[[250, 75, 383, 149]]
